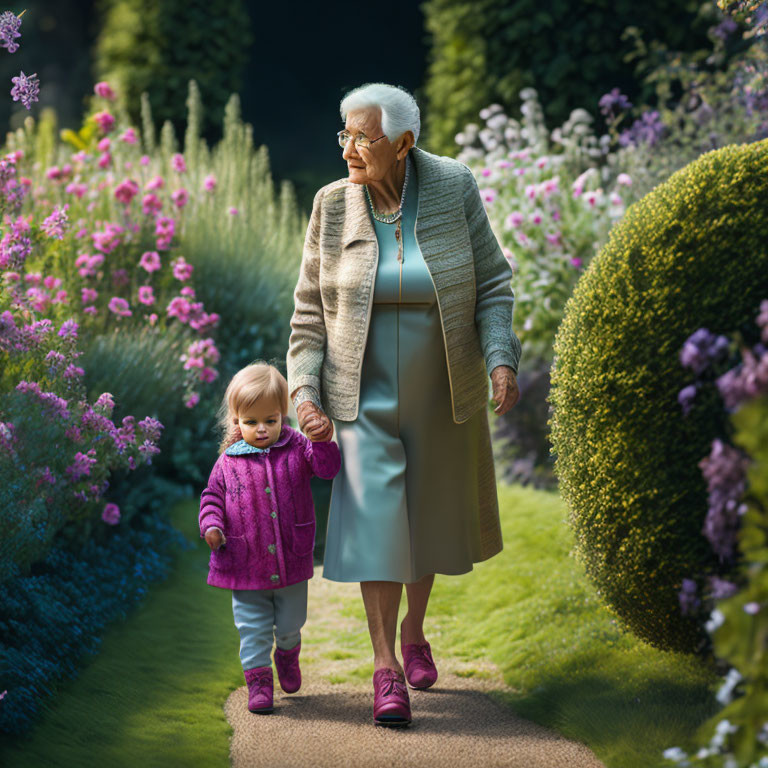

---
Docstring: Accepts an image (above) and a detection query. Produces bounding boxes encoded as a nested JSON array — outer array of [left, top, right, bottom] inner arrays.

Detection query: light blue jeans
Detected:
[[231, 580, 308, 670]]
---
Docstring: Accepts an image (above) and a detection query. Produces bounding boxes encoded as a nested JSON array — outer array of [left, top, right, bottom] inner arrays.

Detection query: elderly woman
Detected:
[[286, 82, 521, 727]]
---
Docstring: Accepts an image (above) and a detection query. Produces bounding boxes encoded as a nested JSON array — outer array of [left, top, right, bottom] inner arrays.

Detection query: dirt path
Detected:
[[224, 567, 607, 768]]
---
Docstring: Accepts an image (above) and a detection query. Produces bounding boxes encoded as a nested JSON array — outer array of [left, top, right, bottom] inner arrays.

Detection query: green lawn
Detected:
[[0, 483, 722, 768]]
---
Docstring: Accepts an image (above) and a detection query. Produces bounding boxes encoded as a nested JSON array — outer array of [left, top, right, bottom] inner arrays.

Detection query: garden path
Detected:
[[225, 566, 607, 768]]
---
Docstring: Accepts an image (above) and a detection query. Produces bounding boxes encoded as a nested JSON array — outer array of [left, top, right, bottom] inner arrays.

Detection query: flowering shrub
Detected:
[[548, 137, 768, 653], [455, 88, 646, 366], [661, 302, 768, 767]]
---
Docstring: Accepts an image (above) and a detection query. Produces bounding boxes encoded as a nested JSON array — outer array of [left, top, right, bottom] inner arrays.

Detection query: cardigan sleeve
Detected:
[[286, 187, 327, 402], [462, 165, 522, 376], [199, 459, 227, 538]]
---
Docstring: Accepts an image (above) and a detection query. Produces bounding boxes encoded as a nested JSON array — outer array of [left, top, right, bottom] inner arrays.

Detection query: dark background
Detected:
[[0, 0, 428, 211]]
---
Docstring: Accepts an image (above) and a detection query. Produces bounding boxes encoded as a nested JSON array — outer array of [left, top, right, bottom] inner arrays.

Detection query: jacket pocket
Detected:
[[290, 520, 316, 557], [210, 534, 247, 570]]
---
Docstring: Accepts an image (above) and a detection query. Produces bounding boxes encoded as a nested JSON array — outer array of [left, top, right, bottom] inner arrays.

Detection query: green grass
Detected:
[[0, 484, 722, 768]]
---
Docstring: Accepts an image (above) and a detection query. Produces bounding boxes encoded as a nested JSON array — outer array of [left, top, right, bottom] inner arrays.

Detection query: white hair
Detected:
[[340, 83, 420, 146]]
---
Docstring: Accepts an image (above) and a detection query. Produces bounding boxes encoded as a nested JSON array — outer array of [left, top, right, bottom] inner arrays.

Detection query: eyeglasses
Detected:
[[337, 130, 386, 149]]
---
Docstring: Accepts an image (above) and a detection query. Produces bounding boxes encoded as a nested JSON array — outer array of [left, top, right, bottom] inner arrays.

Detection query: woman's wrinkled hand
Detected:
[[297, 401, 334, 442], [490, 365, 520, 415]]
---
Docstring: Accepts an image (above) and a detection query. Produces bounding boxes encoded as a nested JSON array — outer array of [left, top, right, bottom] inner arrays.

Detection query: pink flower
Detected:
[[525, 184, 537, 200], [94, 110, 115, 134], [228, 207, 239, 216], [46, 166, 63, 180], [140, 155, 150, 166], [570, 256, 583, 268], [114, 178, 139, 205], [166, 296, 191, 322], [145, 175, 164, 191], [505, 211, 524, 229], [496, 160, 512, 169], [529, 211, 543, 225], [171, 188, 189, 208], [148, 313, 158, 325], [98, 152, 111, 169], [203, 173, 216, 192], [138, 285, 155, 305], [185, 392, 200, 408], [65, 182, 88, 199], [617, 173, 632, 186], [98, 137, 111, 152], [536, 157, 548, 169], [585, 190, 600, 207], [120, 127, 138, 144], [155, 216, 175, 250], [142, 193, 162, 216], [108, 296, 132, 317], [171, 153, 187, 173], [94, 81, 116, 100], [172, 256, 193, 281], [139, 250, 161, 273], [81, 287, 98, 304], [112, 268, 130, 287], [92, 223, 124, 254], [102, 502, 121, 525], [479, 188, 497, 204], [481, 167, 492, 177], [545, 232, 562, 246]]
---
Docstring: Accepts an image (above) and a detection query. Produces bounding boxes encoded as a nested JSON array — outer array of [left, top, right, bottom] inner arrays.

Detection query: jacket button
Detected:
[[270, 574, 279, 583], [268, 544, 276, 554], [270, 510, 277, 519], [265, 487, 271, 494]]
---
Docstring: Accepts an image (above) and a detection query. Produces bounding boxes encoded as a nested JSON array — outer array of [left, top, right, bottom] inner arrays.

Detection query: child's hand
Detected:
[[205, 528, 226, 551]]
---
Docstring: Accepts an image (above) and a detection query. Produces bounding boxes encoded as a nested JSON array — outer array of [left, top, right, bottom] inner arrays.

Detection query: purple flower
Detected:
[[680, 327, 730, 375], [716, 345, 768, 410], [138, 416, 164, 442], [41, 204, 69, 239], [0, 10, 22, 53], [11, 70, 39, 110], [171, 153, 187, 173], [678, 383, 698, 415], [678, 578, 701, 615], [57, 318, 79, 339], [699, 438, 751, 562], [102, 502, 121, 525], [708, 576, 740, 600], [744, 602, 761, 615], [65, 449, 98, 481], [619, 110, 666, 148], [599, 87, 632, 117]]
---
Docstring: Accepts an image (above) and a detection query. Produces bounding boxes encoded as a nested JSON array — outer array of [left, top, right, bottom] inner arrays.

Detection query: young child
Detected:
[[199, 362, 341, 714]]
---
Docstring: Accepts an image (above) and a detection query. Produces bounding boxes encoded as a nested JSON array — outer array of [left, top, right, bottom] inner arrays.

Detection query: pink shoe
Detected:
[[244, 665, 274, 714], [274, 641, 302, 694], [372, 668, 411, 727], [401, 640, 438, 689]]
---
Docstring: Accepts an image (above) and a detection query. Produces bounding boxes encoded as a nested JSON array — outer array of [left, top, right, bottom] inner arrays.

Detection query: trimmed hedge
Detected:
[[548, 138, 768, 654]]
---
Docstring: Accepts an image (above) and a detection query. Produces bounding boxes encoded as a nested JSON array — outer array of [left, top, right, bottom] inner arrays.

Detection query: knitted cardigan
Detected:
[[198, 423, 341, 590], [286, 145, 522, 424]]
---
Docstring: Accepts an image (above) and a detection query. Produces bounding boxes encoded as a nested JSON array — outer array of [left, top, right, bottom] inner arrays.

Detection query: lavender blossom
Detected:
[[716, 345, 768, 410], [678, 578, 701, 615], [679, 327, 730, 375], [599, 88, 632, 117], [708, 575, 740, 600], [618, 110, 666, 148], [0, 10, 22, 53], [678, 383, 698, 415], [10, 71, 39, 110], [699, 438, 751, 562]]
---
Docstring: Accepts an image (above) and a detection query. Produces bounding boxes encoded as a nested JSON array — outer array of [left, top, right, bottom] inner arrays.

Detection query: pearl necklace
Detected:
[[364, 156, 410, 263]]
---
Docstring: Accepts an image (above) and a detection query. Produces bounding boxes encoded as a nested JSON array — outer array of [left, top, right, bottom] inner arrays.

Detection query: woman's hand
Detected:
[[490, 365, 520, 415], [297, 401, 334, 442], [205, 528, 226, 551]]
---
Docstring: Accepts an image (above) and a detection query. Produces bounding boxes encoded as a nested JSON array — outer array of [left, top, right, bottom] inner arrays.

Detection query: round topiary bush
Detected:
[[548, 138, 768, 654]]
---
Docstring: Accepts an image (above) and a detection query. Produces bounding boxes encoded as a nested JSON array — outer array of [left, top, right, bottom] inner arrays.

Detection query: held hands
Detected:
[[205, 528, 226, 551], [297, 401, 333, 442], [490, 365, 520, 415]]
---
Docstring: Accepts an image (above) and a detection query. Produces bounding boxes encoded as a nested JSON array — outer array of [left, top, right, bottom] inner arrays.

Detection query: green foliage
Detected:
[[93, 0, 253, 139], [548, 138, 768, 654], [421, 0, 715, 156]]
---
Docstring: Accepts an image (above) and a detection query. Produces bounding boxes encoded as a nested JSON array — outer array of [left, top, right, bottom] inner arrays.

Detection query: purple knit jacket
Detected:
[[198, 423, 341, 590]]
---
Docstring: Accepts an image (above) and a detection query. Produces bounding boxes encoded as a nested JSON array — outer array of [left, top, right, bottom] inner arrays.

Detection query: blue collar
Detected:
[[224, 424, 293, 456]]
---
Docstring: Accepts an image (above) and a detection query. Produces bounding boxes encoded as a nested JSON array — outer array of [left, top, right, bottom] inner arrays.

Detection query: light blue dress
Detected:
[[322, 154, 496, 584]]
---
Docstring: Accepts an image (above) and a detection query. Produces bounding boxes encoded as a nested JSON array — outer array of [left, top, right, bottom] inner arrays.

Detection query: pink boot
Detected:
[[401, 640, 438, 689], [372, 668, 411, 727], [244, 665, 274, 714], [274, 641, 302, 694]]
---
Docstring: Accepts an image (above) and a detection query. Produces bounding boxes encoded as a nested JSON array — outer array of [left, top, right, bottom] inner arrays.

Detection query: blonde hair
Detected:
[[215, 361, 289, 455]]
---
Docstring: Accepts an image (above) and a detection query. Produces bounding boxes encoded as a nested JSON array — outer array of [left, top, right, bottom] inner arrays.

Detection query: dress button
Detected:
[[270, 574, 279, 583], [268, 544, 276, 554], [265, 487, 271, 494], [270, 510, 277, 519]]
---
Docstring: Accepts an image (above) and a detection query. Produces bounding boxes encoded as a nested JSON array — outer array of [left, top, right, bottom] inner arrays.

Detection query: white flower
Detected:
[[662, 746, 689, 763], [705, 608, 725, 633], [487, 113, 508, 131]]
